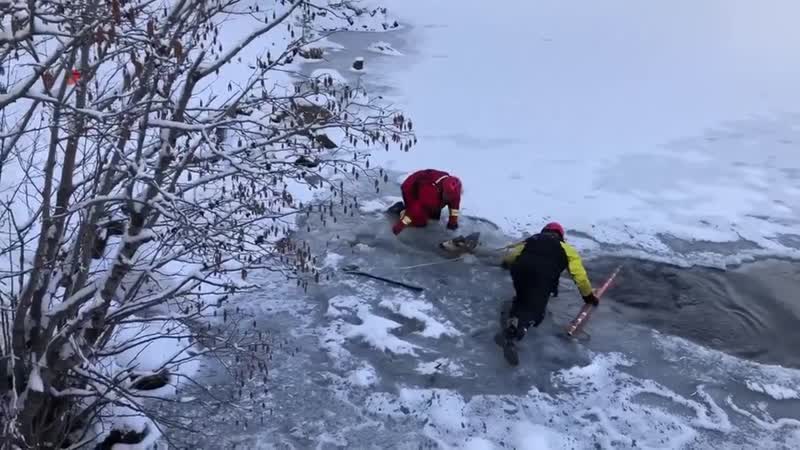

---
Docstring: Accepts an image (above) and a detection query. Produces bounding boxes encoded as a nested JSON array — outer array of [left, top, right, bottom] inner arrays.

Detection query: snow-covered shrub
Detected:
[[0, 0, 414, 447]]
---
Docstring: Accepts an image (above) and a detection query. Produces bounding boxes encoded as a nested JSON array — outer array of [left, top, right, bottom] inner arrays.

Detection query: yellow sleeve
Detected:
[[502, 243, 525, 266], [560, 242, 593, 297]]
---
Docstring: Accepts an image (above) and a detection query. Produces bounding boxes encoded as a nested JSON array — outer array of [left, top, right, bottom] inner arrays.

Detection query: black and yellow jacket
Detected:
[[502, 232, 593, 297]]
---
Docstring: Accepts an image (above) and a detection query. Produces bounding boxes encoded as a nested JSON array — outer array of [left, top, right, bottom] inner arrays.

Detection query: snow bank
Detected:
[[85, 318, 191, 449], [109, 318, 201, 398], [94, 405, 161, 450]]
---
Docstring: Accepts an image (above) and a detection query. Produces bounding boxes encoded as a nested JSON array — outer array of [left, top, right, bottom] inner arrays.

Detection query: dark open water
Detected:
[[589, 257, 800, 369]]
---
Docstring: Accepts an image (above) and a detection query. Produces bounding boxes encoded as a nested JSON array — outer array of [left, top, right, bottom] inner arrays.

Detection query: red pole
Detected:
[[565, 265, 621, 337]]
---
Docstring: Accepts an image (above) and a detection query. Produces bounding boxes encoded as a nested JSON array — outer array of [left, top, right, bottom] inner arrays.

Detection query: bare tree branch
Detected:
[[1, 0, 413, 447]]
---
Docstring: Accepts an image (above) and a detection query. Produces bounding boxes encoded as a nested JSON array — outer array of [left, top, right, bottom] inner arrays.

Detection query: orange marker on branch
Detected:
[[67, 69, 81, 85]]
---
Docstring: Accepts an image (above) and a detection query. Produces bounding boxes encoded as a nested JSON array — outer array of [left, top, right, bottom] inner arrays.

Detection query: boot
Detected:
[[494, 329, 520, 366], [503, 340, 520, 366], [495, 319, 522, 366], [386, 201, 404, 215]]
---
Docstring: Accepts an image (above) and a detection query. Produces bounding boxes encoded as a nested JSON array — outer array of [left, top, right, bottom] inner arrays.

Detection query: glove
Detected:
[[582, 293, 599, 306], [392, 221, 405, 235], [446, 217, 458, 230]]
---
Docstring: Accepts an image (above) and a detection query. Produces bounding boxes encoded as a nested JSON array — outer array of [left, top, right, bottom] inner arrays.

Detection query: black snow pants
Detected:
[[505, 263, 554, 341]]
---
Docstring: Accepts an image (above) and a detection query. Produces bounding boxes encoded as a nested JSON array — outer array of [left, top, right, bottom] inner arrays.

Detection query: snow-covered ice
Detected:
[[347, 363, 380, 387], [322, 252, 345, 269], [464, 437, 495, 450], [367, 41, 403, 56], [415, 358, 464, 377], [371, 0, 800, 267], [377, 294, 461, 338], [746, 381, 800, 400], [357, 197, 395, 213], [344, 301, 420, 355]]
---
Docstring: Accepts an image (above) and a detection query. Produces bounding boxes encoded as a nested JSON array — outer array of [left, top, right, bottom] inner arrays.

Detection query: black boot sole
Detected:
[[386, 202, 404, 215], [494, 332, 520, 366], [493, 332, 506, 347], [503, 343, 520, 366]]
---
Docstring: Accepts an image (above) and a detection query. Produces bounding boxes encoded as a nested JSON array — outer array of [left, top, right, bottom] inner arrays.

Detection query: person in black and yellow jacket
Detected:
[[497, 222, 598, 365]]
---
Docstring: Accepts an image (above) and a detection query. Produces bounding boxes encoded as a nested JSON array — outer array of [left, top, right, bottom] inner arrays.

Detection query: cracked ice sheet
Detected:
[[345, 302, 419, 355], [415, 358, 464, 377], [324, 294, 420, 356], [378, 291, 461, 339], [321, 291, 463, 380], [361, 352, 794, 449], [745, 381, 800, 400]]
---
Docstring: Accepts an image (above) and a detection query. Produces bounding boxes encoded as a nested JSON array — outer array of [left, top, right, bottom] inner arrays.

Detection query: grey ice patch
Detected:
[[781, 168, 800, 180], [771, 234, 800, 249], [656, 233, 762, 255]]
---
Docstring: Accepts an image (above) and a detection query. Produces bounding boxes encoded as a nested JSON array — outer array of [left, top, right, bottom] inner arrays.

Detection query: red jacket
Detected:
[[395, 169, 460, 232]]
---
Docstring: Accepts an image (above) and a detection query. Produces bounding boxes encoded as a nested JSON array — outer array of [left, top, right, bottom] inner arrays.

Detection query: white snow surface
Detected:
[[464, 437, 495, 450], [372, 0, 800, 266], [415, 358, 464, 377], [347, 363, 379, 387], [310, 68, 347, 85], [108, 318, 201, 398], [377, 293, 461, 339], [322, 252, 345, 269], [345, 302, 420, 355], [93, 404, 161, 450], [358, 197, 396, 213], [746, 381, 800, 400]]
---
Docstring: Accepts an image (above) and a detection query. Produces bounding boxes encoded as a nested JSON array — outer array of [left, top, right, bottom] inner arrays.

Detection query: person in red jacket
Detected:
[[388, 169, 462, 235]]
